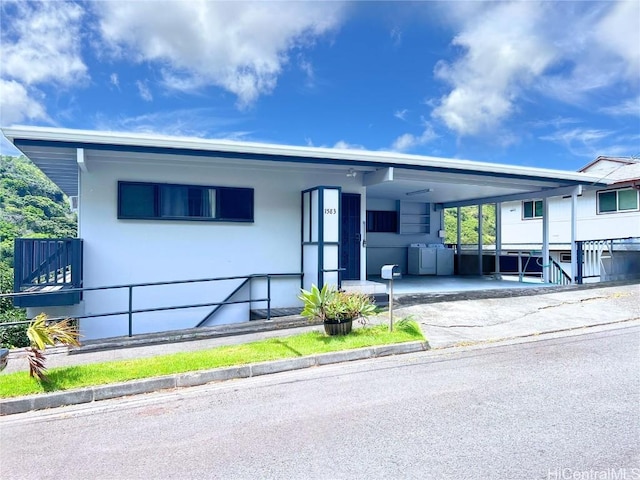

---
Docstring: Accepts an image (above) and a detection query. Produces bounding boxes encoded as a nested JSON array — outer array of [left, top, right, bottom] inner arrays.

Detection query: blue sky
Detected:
[[0, 0, 638, 171]]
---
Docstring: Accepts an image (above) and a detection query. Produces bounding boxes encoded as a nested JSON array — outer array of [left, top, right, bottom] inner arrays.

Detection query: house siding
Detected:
[[502, 186, 640, 246]]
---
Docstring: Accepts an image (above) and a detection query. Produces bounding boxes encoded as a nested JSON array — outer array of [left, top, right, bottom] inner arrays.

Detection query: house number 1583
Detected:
[[324, 208, 337, 215]]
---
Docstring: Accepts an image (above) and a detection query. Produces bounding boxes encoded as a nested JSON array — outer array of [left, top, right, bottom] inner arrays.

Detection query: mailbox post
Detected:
[[381, 264, 400, 332]]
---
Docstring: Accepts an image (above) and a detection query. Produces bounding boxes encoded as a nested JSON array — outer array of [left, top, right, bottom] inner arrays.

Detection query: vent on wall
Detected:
[[69, 196, 79, 212]]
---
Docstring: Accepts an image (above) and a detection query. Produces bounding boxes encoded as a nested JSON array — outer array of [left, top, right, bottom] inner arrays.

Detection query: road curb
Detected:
[[0, 340, 429, 416]]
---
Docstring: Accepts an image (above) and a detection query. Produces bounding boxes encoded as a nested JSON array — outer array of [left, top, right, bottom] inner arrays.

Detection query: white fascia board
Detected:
[[2, 125, 609, 185], [438, 185, 583, 209]]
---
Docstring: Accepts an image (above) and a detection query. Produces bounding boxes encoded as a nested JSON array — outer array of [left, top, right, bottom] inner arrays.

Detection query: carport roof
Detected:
[[2, 125, 609, 201]]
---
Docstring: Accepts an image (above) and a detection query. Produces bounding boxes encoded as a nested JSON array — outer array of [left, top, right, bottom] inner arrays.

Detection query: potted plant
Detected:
[[298, 284, 377, 335]]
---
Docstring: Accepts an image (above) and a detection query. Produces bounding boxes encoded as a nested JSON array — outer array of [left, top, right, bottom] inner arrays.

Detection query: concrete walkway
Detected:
[[1, 281, 638, 415]]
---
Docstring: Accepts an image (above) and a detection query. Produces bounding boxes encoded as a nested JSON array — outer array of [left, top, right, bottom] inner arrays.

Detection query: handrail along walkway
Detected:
[[1, 272, 303, 337]]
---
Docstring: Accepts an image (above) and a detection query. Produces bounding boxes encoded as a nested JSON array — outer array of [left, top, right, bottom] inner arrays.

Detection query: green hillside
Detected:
[[0, 155, 77, 347]]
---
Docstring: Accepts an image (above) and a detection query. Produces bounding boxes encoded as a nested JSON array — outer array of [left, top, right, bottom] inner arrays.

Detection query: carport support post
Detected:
[[570, 188, 578, 284], [477, 204, 483, 275], [456, 207, 461, 273], [542, 198, 550, 283], [495, 202, 502, 275]]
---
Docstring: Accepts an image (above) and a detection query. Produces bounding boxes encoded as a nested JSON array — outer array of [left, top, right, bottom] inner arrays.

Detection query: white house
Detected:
[[500, 157, 640, 281], [2, 126, 610, 340]]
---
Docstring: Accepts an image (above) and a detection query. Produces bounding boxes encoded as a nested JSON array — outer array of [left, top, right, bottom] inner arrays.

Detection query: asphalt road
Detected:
[[1, 326, 639, 480]]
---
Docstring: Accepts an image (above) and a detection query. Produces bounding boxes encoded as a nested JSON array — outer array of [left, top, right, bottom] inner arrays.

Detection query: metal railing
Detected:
[[14, 238, 83, 289], [1, 272, 303, 337], [449, 237, 640, 285], [548, 256, 572, 285], [13, 238, 83, 307], [576, 237, 640, 283]]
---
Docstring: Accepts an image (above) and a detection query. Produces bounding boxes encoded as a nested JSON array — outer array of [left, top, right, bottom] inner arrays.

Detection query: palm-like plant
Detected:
[[26, 314, 80, 381], [299, 284, 376, 324]]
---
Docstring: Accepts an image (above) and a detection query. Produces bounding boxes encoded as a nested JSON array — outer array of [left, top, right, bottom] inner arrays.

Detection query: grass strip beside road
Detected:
[[0, 321, 424, 398]]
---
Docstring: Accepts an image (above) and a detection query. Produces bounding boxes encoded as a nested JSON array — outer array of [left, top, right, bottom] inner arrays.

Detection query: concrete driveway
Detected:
[[394, 283, 639, 348]]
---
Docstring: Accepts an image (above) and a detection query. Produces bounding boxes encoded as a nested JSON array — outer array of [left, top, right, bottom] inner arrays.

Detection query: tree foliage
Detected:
[[0, 155, 77, 348], [444, 205, 496, 245]]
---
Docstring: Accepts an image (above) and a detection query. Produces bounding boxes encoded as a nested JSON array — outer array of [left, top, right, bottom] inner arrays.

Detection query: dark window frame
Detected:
[[596, 188, 639, 215], [118, 181, 254, 222], [522, 200, 543, 219]]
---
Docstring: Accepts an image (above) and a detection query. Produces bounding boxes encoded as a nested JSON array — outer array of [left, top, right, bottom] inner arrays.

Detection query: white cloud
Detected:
[[600, 97, 640, 117], [394, 109, 408, 121], [1, 1, 87, 86], [390, 27, 402, 47], [432, 2, 555, 136], [298, 57, 315, 88], [432, 1, 640, 137], [0, 1, 87, 125], [595, 0, 640, 82], [110, 73, 120, 89], [93, 108, 249, 140], [528, 117, 581, 129], [136, 80, 153, 102], [0, 79, 48, 125], [94, 1, 346, 107], [391, 123, 438, 152], [333, 140, 364, 150], [539, 128, 640, 158]]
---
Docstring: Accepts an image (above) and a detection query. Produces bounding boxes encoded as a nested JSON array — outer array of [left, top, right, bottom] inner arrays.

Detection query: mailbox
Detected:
[[381, 264, 401, 280]]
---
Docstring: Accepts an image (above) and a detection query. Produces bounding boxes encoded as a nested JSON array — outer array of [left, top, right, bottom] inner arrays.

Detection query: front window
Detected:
[[597, 188, 639, 214], [118, 181, 254, 222], [523, 200, 543, 219]]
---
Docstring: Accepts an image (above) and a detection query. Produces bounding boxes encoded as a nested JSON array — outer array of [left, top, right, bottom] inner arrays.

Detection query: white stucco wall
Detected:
[[73, 158, 365, 339]]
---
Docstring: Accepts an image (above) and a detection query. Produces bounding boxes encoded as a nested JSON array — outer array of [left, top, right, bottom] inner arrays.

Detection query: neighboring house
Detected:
[[2, 126, 609, 340], [501, 156, 640, 281]]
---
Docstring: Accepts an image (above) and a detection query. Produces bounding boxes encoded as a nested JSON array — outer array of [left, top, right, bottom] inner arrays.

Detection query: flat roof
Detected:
[[2, 125, 609, 199]]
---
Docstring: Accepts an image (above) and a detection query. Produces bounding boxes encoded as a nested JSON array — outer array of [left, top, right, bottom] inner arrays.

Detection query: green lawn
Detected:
[[0, 321, 424, 398]]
